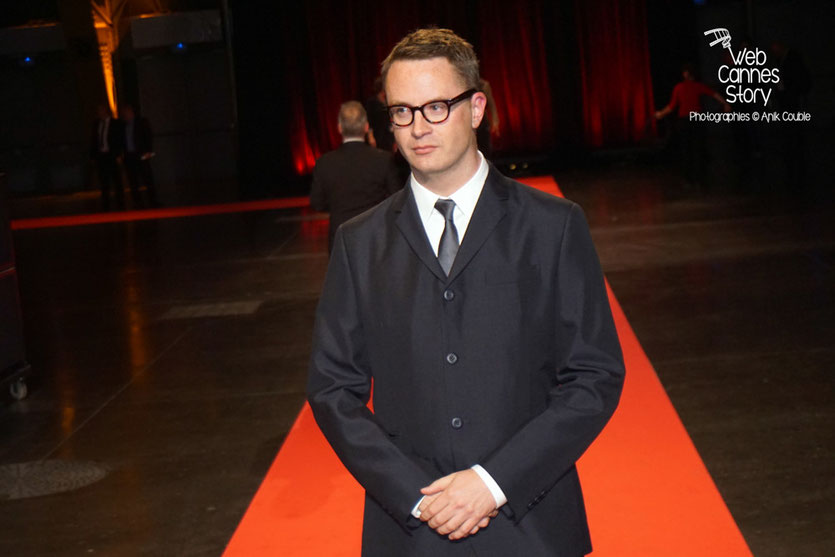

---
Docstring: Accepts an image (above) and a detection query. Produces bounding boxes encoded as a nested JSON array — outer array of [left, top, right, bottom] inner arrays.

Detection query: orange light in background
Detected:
[[90, 3, 167, 117], [93, 19, 118, 115]]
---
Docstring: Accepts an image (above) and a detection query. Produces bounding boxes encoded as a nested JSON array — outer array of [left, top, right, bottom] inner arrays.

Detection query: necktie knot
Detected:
[[434, 199, 456, 221], [434, 199, 459, 276]]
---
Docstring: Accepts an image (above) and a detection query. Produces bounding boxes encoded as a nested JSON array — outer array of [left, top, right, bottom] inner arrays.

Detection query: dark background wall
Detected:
[[1, 0, 833, 206], [121, 10, 237, 205], [0, 46, 87, 194]]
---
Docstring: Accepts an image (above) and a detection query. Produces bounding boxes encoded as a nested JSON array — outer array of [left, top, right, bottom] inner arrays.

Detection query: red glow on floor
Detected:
[[10, 198, 311, 231]]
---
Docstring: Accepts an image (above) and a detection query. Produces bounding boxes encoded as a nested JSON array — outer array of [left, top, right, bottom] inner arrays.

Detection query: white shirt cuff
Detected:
[[411, 495, 425, 518], [471, 464, 507, 508]]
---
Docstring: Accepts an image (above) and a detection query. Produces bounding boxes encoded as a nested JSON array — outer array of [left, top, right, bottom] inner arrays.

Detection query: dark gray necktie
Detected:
[[434, 199, 459, 275]]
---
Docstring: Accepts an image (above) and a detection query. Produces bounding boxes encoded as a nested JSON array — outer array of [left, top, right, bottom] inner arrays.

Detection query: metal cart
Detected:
[[1, 172, 30, 401]]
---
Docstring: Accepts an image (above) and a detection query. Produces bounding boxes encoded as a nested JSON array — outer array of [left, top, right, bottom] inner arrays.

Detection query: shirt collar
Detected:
[[410, 151, 488, 222], [342, 137, 364, 144]]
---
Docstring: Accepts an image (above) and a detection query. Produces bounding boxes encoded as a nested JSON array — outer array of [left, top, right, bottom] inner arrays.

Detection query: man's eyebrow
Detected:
[[388, 97, 442, 107], [387, 97, 423, 106]]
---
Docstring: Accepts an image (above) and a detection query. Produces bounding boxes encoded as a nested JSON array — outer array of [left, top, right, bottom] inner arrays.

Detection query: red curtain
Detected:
[[278, 1, 467, 174], [478, 0, 554, 153], [574, 0, 656, 147], [274, 0, 655, 174]]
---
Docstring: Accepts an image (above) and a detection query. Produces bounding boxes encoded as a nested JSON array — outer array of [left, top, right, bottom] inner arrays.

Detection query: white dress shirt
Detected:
[[408, 151, 508, 517], [409, 151, 488, 256]]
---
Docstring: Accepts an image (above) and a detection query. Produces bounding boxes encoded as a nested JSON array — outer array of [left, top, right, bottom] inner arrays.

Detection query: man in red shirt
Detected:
[[655, 64, 731, 192], [656, 64, 730, 119]]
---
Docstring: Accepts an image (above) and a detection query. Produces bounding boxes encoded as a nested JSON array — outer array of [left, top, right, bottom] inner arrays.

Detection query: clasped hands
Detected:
[[417, 469, 500, 540]]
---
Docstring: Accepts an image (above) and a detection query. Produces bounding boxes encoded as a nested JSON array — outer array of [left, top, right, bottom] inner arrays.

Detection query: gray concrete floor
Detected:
[[1, 163, 833, 556], [559, 163, 835, 557]]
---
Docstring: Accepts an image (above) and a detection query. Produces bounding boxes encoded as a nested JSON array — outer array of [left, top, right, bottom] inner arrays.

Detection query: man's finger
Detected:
[[425, 493, 459, 527], [457, 514, 493, 538], [420, 473, 454, 495], [417, 493, 440, 521], [427, 503, 457, 530], [448, 516, 481, 540], [438, 512, 468, 537]]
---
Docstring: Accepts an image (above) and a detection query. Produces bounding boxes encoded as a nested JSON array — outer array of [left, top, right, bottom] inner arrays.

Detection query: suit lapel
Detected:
[[447, 165, 508, 282], [392, 165, 509, 284], [392, 188, 448, 282]]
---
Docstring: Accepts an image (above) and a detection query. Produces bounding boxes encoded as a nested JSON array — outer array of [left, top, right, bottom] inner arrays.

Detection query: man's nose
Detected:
[[411, 110, 432, 137]]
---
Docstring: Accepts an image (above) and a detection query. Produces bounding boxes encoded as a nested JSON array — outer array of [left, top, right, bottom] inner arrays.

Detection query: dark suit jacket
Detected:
[[123, 117, 153, 155], [309, 141, 403, 252], [775, 49, 811, 111], [365, 97, 396, 153], [307, 165, 624, 557], [90, 117, 124, 159]]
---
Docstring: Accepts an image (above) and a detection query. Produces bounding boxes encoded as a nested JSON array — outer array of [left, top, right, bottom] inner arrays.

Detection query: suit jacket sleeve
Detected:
[[309, 162, 328, 212], [111, 120, 125, 156], [307, 228, 437, 530], [482, 203, 624, 523]]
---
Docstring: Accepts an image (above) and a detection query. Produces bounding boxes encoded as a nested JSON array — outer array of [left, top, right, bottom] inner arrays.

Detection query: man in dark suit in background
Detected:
[[309, 100, 402, 253], [307, 28, 624, 556], [90, 104, 124, 210], [366, 77, 396, 153], [121, 104, 160, 208]]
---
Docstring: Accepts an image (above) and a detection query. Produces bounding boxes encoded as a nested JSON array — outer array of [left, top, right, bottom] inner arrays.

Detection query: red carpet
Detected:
[[222, 176, 752, 556]]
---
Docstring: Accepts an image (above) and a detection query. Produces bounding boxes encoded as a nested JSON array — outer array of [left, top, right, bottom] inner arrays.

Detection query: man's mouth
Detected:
[[412, 145, 436, 155]]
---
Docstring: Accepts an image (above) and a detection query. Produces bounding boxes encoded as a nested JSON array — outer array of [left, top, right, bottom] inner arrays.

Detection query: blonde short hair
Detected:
[[381, 28, 480, 91]]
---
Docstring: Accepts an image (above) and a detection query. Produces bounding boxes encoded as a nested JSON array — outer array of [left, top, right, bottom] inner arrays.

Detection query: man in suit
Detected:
[[307, 28, 624, 557], [309, 100, 403, 253], [90, 104, 124, 210], [365, 77, 396, 153], [121, 104, 160, 208]]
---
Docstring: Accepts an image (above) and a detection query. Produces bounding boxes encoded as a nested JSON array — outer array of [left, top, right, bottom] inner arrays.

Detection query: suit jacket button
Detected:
[[451, 417, 463, 429], [443, 289, 455, 301], [446, 353, 458, 364]]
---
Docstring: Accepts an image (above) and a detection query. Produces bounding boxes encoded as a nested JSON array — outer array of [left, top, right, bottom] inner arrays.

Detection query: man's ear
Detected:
[[337, 122, 343, 136], [470, 92, 487, 129]]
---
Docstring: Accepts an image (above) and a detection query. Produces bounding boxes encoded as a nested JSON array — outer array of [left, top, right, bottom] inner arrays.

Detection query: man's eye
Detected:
[[392, 107, 410, 115], [427, 103, 446, 113]]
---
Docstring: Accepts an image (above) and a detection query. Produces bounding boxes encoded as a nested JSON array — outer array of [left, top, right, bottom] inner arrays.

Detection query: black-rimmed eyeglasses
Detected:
[[387, 89, 477, 127]]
